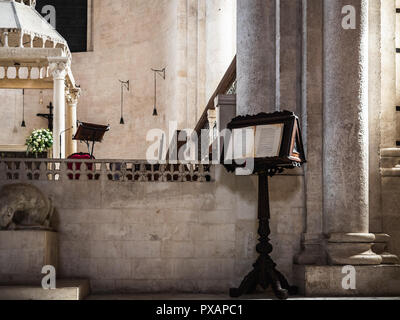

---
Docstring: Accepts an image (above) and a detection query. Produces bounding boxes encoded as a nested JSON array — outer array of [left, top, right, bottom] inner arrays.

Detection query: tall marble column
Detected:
[[237, 0, 278, 116], [323, 0, 381, 265], [294, 0, 325, 265], [49, 58, 68, 159], [66, 88, 81, 157]]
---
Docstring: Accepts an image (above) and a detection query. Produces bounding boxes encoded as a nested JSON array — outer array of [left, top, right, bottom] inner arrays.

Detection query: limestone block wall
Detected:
[[71, 0, 237, 159], [71, 0, 178, 160], [382, 176, 400, 257], [0, 165, 305, 293]]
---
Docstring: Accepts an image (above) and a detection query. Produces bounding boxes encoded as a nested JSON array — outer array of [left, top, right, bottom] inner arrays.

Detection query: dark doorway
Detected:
[[35, 0, 88, 53]]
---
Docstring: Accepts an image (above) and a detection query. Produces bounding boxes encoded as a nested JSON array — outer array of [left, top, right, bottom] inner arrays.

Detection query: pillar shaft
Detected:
[[66, 102, 77, 156], [50, 60, 67, 159], [237, 0, 278, 116], [66, 88, 80, 157], [323, 0, 381, 265]]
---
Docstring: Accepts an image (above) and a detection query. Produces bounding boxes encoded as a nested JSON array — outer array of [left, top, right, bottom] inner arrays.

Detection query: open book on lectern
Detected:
[[233, 123, 284, 159]]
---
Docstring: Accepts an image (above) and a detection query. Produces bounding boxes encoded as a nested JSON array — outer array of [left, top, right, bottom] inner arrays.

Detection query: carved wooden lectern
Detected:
[[225, 111, 306, 300], [74, 121, 110, 158]]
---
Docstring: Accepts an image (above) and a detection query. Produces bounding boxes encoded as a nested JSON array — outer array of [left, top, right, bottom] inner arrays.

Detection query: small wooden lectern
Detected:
[[74, 122, 110, 158], [225, 110, 306, 300]]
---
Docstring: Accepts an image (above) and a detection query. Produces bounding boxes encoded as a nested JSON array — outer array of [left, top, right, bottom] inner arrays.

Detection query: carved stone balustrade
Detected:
[[0, 159, 213, 183]]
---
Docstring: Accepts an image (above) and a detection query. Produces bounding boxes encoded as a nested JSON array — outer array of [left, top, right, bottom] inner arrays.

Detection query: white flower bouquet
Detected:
[[26, 129, 53, 156]]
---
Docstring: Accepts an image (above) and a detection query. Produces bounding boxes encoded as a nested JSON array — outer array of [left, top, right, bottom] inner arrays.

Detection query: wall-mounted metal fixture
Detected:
[[39, 90, 44, 105], [21, 89, 26, 127], [151, 67, 166, 116], [119, 80, 130, 125]]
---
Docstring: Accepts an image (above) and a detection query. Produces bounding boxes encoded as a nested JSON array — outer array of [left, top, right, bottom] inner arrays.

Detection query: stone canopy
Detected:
[[0, 0, 67, 49], [0, 0, 80, 159]]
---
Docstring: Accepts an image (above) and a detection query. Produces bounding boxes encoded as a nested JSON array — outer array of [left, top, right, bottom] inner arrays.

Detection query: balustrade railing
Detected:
[[0, 159, 212, 183]]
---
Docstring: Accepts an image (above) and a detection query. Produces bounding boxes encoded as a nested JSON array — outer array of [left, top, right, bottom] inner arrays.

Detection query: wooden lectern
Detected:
[[225, 110, 306, 300], [74, 122, 110, 158]]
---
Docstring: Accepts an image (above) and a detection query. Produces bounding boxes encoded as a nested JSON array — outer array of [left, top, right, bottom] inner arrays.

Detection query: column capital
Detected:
[[66, 87, 81, 105], [48, 57, 69, 80]]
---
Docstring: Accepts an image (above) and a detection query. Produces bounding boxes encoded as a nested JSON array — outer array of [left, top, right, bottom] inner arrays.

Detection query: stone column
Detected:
[[49, 58, 68, 159], [237, 0, 278, 116], [279, 0, 302, 115], [66, 88, 81, 157], [323, 0, 381, 265], [294, 0, 325, 265]]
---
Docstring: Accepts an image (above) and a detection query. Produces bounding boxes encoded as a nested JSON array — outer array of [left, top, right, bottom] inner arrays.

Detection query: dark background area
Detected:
[[35, 0, 88, 52]]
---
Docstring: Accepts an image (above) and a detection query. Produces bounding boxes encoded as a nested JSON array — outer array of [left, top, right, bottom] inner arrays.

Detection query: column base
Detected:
[[294, 234, 326, 265], [372, 234, 400, 265], [326, 233, 383, 265], [293, 265, 400, 297]]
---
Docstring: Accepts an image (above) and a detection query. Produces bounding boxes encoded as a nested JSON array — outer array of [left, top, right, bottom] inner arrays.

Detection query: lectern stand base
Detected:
[[230, 254, 298, 300], [230, 170, 298, 300]]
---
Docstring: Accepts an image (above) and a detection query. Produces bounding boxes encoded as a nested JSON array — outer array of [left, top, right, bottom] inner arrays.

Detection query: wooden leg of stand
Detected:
[[230, 171, 297, 300]]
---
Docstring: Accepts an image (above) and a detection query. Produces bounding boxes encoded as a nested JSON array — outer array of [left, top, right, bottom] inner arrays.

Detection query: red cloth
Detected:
[[67, 153, 95, 180]]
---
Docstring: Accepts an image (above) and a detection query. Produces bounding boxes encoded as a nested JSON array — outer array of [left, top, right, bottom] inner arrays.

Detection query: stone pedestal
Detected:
[[294, 265, 400, 297], [0, 280, 90, 301], [0, 231, 58, 285]]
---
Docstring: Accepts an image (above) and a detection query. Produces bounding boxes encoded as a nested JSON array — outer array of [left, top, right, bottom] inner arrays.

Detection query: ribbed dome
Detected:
[[0, 0, 67, 47]]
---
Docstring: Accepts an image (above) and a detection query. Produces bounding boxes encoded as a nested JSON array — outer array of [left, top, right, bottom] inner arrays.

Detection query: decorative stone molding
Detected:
[[372, 234, 400, 264], [48, 59, 68, 80], [325, 233, 383, 265], [0, 159, 213, 183], [15, 0, 36, 7], [66, 87, 81, 105], [381, 148, 400, 176]]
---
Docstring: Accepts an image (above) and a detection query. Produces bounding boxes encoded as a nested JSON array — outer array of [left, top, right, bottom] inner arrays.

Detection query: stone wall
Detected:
[[0, 0, 237, 159], [0, 89, 53, 148], [0, 165, 305, 294], [382, 176, 400, 256], [70, 0, 236, 159]]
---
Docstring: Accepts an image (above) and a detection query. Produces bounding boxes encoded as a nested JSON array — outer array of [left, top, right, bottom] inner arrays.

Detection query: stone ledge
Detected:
[[293, 265, 400, 297], [381, 148, 400, 158], [0, 279, 90, 300], [381, 168, 400, 177]]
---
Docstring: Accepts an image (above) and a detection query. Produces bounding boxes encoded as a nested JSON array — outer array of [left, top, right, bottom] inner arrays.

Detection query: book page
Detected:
[[233, 127, 255, 159], [254, 124, 284, 158]]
